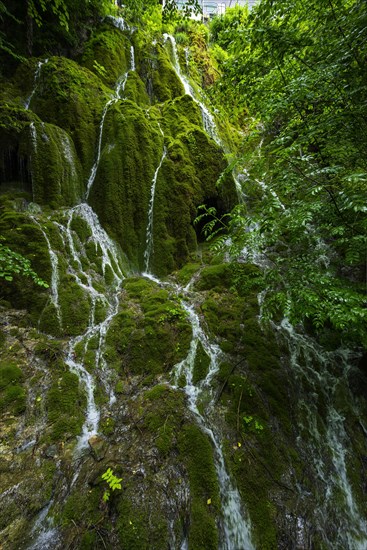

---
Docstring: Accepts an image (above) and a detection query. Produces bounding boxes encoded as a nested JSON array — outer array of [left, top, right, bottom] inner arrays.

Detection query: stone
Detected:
[[88, 435, 107, 461]]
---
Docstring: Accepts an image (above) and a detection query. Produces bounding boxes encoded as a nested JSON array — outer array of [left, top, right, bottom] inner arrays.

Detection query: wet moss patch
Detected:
[[0, 361, 26, 415], [105, 277, 192, 376], [178, 423, 220, 550], [46, 369, 87, 442]]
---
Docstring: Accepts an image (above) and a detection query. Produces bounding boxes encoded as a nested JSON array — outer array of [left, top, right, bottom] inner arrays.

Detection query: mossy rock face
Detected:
[[89, 101, 163, 269], [161, 94, 203, 138], [192, 341, 210, 384], [105, 276, 192, 376], [146, 126, 237, 276], [140, 42, 185, 103], [0, 361, 26, 415], [124, 71, 150, 106], [20, 56, 112, 181], [80, 25, 131, 87], [194, 263, 232, 291], [178, 423, 220, 550], [0, 195, 50, 317], [28, 121, 83, 207], [0, 102, 38, 196], [46, 369, 87, 442], [143, 384, 186, 456]]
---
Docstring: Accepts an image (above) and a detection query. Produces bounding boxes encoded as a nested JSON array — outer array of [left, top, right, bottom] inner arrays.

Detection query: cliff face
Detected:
[[0, 14, 366, 550]]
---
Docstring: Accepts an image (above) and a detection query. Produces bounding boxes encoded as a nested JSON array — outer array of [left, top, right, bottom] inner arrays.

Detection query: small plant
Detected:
[[101, 468, 122, 502], [93, 60, 107, 79], [243, 415, 264, 433]]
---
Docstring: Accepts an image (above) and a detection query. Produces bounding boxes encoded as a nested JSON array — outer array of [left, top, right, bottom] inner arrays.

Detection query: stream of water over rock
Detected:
[[25, 59, 49, 110], [274, 319, 367, 549], [22, 25, 367, 550]]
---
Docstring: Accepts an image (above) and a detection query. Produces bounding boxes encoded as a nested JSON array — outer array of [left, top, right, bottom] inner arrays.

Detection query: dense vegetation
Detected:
[[1, 1, 367, 549], [206, 0, 367, 348]]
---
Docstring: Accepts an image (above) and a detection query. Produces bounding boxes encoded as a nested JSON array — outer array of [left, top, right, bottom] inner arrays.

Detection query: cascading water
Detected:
[[61, 204, 124, 449], [30, 216, 62, 327], [273, 318, 367, 549], [130, 45, 136, 71], [143, 271, 254, 543], [85, 44, 136, 199], [163, 34, 221, 146], [106, 15, 129, 32], [25, 59, 49, 110], [173, 299, 255, 550], [163, 34, 247, 203], [144, 124, 166, 273]]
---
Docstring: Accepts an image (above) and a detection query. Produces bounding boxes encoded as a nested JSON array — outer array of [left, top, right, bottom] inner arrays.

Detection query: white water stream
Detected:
[[275, 318, 367, 549], [143, 268, 255, 546], [30, 216, 62, 327], [85, 44, 136, 199], [174, 299, 255, 550], [62, 204, 124, 448], [144, 122, 166, 273], [163, 34, 221, 146], [25, 59, 49, 110], [163, 34, 247, 203]]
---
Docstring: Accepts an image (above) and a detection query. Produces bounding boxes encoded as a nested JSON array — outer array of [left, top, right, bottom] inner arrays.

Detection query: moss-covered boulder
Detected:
[[139, 42, 185, 103], [80, 25, 131, 87], [105, 276, 192, 377], [89, 101, 164, 269], [18, 56, 112, 182]]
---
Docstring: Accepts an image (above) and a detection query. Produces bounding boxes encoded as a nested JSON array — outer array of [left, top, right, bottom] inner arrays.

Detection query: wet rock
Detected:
[[88, 435, 107, 461], [44, 444, 58, 458]]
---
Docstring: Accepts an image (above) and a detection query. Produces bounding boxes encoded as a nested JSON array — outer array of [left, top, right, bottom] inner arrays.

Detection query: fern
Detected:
[[101, 468, 122, 502]]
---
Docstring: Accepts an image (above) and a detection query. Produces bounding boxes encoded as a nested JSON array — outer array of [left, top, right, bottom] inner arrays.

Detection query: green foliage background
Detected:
[[206, 0, 367, 347]]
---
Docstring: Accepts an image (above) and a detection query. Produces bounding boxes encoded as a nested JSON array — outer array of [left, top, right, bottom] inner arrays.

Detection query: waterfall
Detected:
[[61, 204, 124, 446], [60, 133, 77, 181], [130, 45, 136, 71], [30, 216, 62, 327], [25, 59, 49, 110], [34, 204, 124, 450], [143, 272, 255, 548], [85, 47, 136, 199], [163, 34, 221, 146], [275, 318, 367, 548], [174, 300, 255, 550], [106, 15, 129, 31], [85, 99, 115, 199], [144, 140, 166, 273]]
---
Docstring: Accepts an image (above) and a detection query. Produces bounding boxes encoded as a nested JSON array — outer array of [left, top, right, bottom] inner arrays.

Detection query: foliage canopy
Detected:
[[206, 0, 367, 346]]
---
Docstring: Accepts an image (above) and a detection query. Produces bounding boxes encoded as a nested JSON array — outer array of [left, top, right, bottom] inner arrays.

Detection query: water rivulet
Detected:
[[0, 12, 366, 550]]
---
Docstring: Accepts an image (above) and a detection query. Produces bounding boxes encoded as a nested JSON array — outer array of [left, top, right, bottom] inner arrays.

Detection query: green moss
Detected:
[[55, 276, 91, 336], [81, 26, 130, 87], [60, 487, 103, 529], [89, 101, 163, 269], [70, 215, 92, 242], [105, 277, 191, 376], [0, 361, 23, 389], [192, 341, 210, 384], [0, 201, 51, 318], [178, 423, 220, 550], [144, 383, 170, 400], [175, 262, 201, 285], [124, 71, 150, 106], [117, 503, 149, 550], [46, 370, 87, 442], [150, 43, 185, 103], [0, 384, 26, 415], [143, 385, 186, 456], [25, 56, 112, 182], [161, 95, 202, 138], [29, 121, 83, 207], [194, 263, 231, 291]]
